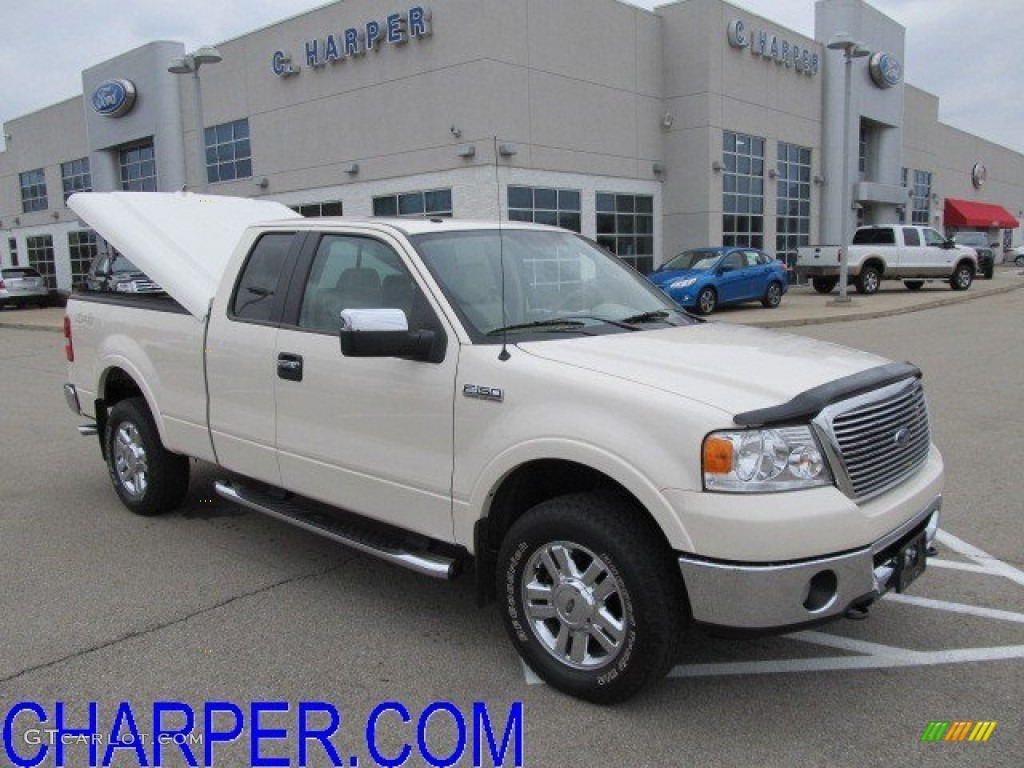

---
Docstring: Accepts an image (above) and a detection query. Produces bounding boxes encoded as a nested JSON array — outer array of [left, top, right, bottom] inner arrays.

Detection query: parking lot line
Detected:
[[936, 529, 1024, 588], [884, 594, 1024, 624]]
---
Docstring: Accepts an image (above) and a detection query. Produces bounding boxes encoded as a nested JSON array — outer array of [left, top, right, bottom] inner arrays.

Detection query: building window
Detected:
[[26, 235, 56, 290], [8, 238, 17, 267], [205, 119, 252, 183], [119, 141, 157, 191], [373, 189, 452, 218], [19, 169, 48, 213], [507, 186, 582, 232], [68, 231, 98, 289], [292, 201, 343, 217], [722, 131, 765, 249], [61, 158, 92, 202], [775, 143, 812, 271], [912, 170, 932, 225], [595, 193, 654, 274]]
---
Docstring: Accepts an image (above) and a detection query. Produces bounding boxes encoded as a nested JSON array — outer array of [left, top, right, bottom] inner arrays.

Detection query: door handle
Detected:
[[277, 353, 303, 382]]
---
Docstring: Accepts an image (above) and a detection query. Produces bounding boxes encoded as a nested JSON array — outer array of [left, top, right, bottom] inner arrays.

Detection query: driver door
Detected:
[[273, 230, 459, 543]]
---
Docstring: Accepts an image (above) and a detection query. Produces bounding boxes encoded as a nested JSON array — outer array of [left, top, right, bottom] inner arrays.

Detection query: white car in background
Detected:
[[0, 266, 50, 309]]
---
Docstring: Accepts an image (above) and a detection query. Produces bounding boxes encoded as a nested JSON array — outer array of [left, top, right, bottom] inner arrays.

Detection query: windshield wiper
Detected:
[[485, 318, 590, 336], [619, 309, 674, 324]]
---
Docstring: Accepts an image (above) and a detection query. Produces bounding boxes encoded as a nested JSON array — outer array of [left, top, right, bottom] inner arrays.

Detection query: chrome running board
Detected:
[[214, 480, 459, 579]]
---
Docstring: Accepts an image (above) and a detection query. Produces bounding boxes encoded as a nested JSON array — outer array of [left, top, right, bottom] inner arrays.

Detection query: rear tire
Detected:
[[811, 277, 838, 294], [497, 491, 684, 704], [104, 397, 189, 516], [855, 266, 881, 295], [761, 280, 783, 308]]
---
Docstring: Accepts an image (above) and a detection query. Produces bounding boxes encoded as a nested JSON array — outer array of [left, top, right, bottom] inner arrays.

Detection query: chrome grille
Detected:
[[816, 378, 931, 501]]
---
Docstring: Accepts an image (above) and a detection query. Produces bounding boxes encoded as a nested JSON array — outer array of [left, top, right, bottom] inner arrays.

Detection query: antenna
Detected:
[[494, 135, 510, 361]]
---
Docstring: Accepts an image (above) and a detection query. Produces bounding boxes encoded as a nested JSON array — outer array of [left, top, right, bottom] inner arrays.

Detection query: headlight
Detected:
[[702, 426, 832, 492], [670, 277, 698, 290]]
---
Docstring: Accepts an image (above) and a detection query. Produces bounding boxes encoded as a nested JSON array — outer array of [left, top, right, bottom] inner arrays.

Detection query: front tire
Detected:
[[1015, 254, 1024, 267], [497, 491, 684, 704], [105, 397, 189, 515], [695, 286, 717, 315], [949, 262, 974, 291], [761, 280, 783, 308], [855, 266, 881, 295]]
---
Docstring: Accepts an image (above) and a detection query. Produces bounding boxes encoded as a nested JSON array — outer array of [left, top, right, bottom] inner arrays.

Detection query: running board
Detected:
[[213, 481, 459, 579]]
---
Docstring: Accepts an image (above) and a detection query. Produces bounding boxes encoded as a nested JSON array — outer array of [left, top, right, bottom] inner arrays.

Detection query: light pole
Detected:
[[168, 46, 223, 192], [826, 33, 870, 304]]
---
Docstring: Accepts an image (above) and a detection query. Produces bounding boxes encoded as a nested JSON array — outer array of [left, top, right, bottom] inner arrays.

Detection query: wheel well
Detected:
[[473, 460, 671, 604], [94, 368, 145, 459], [955, 258, 975, 273], [101, 367, 144, 406]]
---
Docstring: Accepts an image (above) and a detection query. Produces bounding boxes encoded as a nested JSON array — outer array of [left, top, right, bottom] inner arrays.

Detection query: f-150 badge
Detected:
[[463, 384, 503, 403]]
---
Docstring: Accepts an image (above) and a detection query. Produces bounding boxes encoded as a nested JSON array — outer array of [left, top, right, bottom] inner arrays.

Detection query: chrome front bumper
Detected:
[[678, 496, 942, 631]]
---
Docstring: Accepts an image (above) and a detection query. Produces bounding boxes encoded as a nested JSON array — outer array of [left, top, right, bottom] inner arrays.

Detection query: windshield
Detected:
[[411, 229, 693, 341], [110, 254, 142, 273], [661, 250, 722, 271]]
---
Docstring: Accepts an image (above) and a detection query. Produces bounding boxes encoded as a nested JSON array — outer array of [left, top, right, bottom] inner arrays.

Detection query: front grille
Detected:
[[818, 378, 931, 501]]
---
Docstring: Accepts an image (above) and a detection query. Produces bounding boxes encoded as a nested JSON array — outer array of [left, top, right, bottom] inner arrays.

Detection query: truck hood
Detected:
[[517, 323, 891, 417], [68, 191, 301, 318]]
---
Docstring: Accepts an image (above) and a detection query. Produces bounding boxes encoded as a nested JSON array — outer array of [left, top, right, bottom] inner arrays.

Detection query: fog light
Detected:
[[802, 570, 839, 613]]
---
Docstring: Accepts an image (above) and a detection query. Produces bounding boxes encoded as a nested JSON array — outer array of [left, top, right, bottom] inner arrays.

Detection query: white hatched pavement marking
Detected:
[[935, 529, 1024, 588], [883, 593, 1024, 624], [668, 645, 1024, 678]]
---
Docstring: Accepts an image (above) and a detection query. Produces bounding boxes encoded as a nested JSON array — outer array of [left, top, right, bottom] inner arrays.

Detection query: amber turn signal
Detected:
[[702, 436, 734, 474]]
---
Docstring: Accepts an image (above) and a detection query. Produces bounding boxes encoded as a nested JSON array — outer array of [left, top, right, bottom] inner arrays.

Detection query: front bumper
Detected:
[[678, 495, 941, 631]]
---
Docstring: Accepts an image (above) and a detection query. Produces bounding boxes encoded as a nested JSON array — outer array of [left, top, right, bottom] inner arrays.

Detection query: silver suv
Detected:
[[0, 267, 49, 309]]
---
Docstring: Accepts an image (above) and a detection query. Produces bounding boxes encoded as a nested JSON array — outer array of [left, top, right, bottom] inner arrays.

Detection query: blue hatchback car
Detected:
[[647, 246, 788, 315]]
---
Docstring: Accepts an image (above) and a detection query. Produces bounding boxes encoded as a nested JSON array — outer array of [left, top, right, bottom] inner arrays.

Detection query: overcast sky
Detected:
[[2, 0, 1022, 154]]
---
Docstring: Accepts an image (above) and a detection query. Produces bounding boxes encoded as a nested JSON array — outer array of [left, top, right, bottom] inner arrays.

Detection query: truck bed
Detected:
[[66, 292, 215, 463]]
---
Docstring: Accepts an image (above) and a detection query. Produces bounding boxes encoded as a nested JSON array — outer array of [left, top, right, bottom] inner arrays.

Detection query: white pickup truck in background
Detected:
[[796, 224, 978, 295], [63, 192, 944, 703]]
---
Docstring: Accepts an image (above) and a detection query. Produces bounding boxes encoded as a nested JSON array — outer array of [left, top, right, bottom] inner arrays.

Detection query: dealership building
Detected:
[[2, 0, 1023, 293]]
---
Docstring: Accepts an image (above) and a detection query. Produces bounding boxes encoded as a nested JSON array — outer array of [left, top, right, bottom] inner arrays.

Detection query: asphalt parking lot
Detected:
[[1, 278, 1022, 767]]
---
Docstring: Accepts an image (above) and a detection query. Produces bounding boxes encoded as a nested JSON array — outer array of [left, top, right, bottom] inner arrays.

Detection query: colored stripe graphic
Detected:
[[968, 721, 997, 742], [922, 720, 998, 742], [921, 721, 950, 742], [944, 721, 973, 741]]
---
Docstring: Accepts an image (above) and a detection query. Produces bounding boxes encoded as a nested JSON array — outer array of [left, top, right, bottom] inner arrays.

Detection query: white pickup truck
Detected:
[[63, 192, 944, 703], [796, 224, 978, 295]]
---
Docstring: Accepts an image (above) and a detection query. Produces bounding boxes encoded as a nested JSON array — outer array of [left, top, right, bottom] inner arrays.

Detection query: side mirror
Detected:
[[338, 308, 443, 363], [942, 238, 955, 249]]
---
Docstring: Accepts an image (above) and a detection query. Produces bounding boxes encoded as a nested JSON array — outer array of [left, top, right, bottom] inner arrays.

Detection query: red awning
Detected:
[[944, 198, 1019, 229]]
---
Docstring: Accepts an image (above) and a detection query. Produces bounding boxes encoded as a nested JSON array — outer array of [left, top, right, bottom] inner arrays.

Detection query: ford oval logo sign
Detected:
[[869, 52, 902, 89], [91, 79, 137, 118]]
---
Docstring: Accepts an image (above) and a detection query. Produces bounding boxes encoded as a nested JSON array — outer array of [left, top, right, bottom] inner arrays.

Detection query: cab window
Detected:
[[231, 233, 295, 323], [297, 234, 427, 334]]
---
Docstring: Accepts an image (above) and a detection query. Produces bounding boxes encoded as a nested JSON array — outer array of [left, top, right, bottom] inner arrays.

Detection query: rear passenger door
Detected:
[[273, 230, 459, 543], [207, 231, 303, 487]]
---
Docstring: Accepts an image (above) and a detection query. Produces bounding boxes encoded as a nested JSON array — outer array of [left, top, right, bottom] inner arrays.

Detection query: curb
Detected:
[[744, 280, 1024, 328]]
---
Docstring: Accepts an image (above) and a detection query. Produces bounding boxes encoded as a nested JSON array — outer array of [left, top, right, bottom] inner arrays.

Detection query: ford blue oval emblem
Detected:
[[869, 52, 902, 89], [91, 79, 137, 118]]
